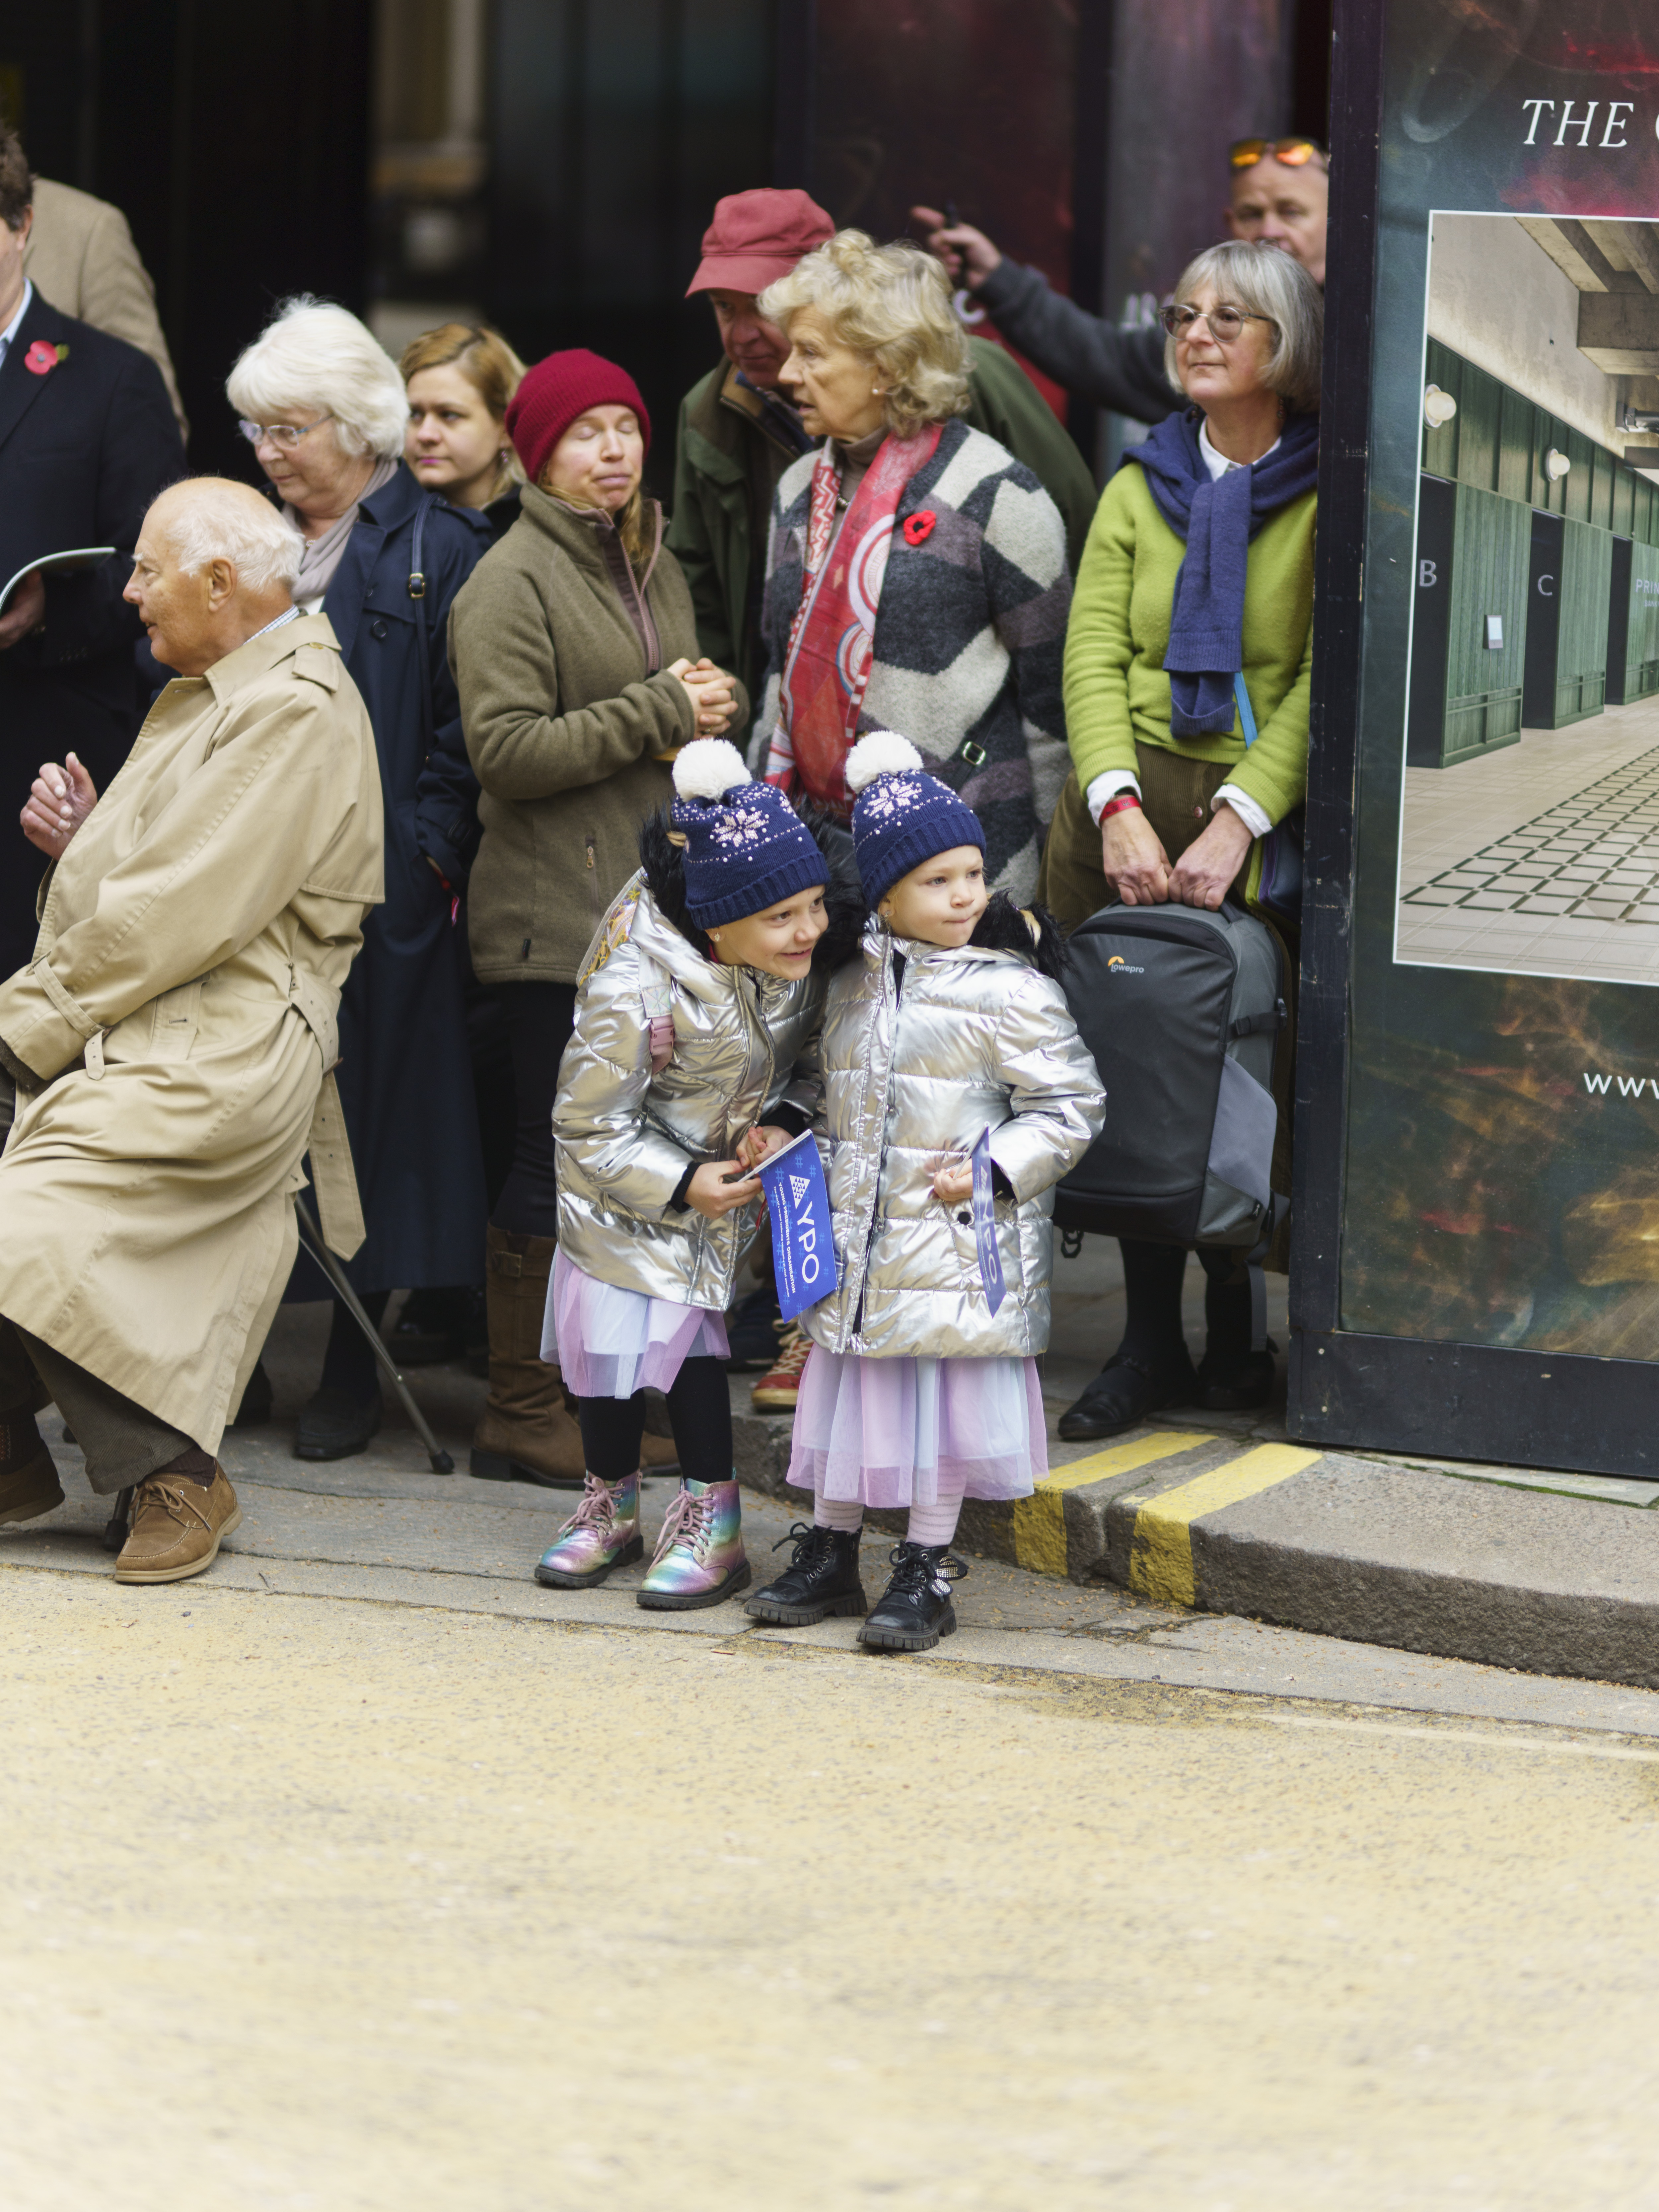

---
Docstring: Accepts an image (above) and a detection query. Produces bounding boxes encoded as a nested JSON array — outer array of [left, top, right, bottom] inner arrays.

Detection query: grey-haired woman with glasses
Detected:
[[224, 295, 491, 1461], [1037, 238, 1322, 1444]]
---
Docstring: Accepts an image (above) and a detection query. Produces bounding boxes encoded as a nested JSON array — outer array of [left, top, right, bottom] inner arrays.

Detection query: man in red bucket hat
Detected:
[[667, 188, 1096, 725]]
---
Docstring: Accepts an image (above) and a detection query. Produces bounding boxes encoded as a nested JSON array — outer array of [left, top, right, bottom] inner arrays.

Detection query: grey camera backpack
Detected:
[[1053, 901, 1288, 1335]]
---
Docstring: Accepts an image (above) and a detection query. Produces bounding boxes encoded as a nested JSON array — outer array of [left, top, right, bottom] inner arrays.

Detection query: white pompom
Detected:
[[672, 738, 751, 803], [845, 730, 922, 795]]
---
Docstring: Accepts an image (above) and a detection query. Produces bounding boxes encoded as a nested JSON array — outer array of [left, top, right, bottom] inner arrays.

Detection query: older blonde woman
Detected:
[[752, 230, 1071, 902], [226, 296, 490, 1461], [1042, 238, 1322, 1445]]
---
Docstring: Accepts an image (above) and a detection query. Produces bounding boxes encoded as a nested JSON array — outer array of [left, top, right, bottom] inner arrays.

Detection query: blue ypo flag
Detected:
[[755, 1130, 838, 1322], [970, 1126, 1007, 1318]]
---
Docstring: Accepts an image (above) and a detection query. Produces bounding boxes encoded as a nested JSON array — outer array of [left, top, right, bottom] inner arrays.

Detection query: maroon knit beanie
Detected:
[[506, 349, 652, 488]]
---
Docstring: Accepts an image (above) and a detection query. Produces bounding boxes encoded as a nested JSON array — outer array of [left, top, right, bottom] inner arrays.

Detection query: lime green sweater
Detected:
[[1062, 463, 1316, 828]]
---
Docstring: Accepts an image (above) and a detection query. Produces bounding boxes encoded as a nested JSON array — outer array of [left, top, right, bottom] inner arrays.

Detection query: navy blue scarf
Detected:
[[1126, 408, 1320, 736]]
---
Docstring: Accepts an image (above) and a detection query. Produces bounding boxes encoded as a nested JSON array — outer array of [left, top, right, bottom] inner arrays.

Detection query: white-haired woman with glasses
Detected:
[[226, 295, 491, 1461], [1039, 238, 1322, 1444], [751, 229, 1072, 905]]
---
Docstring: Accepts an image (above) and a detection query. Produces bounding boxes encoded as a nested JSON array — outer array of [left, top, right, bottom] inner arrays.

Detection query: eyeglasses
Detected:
[[238, 415, 332, 452], [1229, 136, 1326, 170], [1159, 303, 1274, 344]]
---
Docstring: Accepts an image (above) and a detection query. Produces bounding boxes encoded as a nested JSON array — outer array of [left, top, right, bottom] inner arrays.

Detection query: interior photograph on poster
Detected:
[[1332, 0, 1659, 1370], [1394, 210, 1659, 990]]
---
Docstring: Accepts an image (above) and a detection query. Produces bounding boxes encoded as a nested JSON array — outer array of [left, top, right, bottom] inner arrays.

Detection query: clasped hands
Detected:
[[669, 655, 739, 738], [1102, 799, 1254, 913], [20, 753, 98, 860]]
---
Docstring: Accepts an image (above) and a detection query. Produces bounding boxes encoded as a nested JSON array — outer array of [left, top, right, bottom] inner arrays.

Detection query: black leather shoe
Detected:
[[385, 1287, 469, 1367], [1055, 1349, 1195, 1442], [857, 1542, 967, 1653], [295, 1386, 383, 1461], [724, 1283, 783, 1371], [747, 1523, 867, 1625], [1195, 1344, 1277, 1412], [231, 1358, 273, 1429]]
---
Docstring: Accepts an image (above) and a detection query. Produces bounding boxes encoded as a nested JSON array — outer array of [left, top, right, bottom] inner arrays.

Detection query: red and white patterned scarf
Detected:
[[765, 425, 943, 814]]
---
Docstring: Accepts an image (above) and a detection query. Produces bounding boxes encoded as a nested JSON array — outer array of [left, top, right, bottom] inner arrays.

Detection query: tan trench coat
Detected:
[[0, 614, 383, 1451]]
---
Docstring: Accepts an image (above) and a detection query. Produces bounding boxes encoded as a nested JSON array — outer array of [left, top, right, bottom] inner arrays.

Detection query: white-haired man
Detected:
[[0, 476, 384, 1583]]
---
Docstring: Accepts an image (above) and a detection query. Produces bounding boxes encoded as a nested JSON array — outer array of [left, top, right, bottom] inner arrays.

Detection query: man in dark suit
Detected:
[[0, 125, 184, 974]]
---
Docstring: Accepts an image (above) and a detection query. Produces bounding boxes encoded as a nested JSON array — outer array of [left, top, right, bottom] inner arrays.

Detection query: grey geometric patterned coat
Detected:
[[751, 417, 1074, 901]]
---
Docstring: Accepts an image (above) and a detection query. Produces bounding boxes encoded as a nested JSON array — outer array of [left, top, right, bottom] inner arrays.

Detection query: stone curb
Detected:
[[731, 1399, 1659, 1691]]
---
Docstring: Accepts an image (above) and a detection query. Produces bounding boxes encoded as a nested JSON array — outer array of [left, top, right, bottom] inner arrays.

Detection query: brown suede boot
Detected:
[[470, 1227, 589, 1489], [0, 1407, 64, 1527]]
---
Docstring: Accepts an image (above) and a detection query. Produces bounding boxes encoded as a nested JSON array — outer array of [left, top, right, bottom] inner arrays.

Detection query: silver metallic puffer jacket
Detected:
[[802, 922, 1106, 1360], [554, 874, 824, 1310]]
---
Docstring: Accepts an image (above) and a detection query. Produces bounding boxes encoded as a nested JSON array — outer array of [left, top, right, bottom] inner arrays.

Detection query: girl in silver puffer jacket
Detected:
[[533, 740, 863, 1610], [748, 735, 1106, 1652]]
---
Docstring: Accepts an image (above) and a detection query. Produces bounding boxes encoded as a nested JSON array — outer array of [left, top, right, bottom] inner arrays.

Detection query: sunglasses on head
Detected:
[[1230, 137, 1326, 170]]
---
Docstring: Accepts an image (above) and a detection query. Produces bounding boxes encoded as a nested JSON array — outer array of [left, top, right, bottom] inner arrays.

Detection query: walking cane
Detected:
[[293, 1197, 456, 1473]]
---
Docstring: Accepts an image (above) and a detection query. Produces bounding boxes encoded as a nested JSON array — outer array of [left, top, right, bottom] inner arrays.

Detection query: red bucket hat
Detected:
[[686, 188, 836, 298], [506, 349, 651, 489]]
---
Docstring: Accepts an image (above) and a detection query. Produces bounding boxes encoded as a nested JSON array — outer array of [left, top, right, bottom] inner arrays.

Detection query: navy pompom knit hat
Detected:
[[846, 732, 985, 907], [671, 741, 829, 928]]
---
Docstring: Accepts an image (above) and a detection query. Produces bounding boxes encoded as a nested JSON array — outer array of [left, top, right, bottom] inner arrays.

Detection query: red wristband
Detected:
[[1099, 792, 1142, 821]]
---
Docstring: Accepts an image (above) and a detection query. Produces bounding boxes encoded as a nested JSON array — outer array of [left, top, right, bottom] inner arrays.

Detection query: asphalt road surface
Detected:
[[5, 1504, 1659, 2212]]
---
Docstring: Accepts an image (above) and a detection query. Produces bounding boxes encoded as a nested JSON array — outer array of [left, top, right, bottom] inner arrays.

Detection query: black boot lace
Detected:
[[772, 1521, 837, 1568], [884, 1540, 968, 1598]]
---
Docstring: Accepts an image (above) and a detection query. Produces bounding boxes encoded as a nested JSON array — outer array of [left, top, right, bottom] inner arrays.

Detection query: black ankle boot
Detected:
[[746, 1522, 867, 1625], [295, 1385, 382, 1461], [1056, 1347, 1195, 1442], [858, 1542, 967, 1654], [1195, 1342, 1278, 1411]]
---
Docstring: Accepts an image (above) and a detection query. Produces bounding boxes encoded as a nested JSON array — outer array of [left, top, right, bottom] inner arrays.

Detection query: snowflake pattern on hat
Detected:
[[845, 729, 984, 907], [670, 740, 829, 928]]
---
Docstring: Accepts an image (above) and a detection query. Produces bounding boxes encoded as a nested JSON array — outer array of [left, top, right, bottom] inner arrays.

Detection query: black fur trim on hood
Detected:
[[969, 891, 1068, 980], [638, 801, 867, 972]]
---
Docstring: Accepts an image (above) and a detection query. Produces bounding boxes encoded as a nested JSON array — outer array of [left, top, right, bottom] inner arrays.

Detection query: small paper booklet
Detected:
[[0, 546, 116, 617]]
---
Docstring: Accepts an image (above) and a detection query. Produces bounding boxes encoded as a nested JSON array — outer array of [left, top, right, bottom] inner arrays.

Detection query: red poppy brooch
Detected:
[[24, 340, 67, 376], [902, 510, 937, 546]]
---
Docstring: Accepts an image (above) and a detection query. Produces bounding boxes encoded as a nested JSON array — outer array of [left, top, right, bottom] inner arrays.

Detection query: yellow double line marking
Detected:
[[1013, 1432, 1321, 1597], [1123, 1443, 1322, 1605], [1013, 1431, 1214, 1575]]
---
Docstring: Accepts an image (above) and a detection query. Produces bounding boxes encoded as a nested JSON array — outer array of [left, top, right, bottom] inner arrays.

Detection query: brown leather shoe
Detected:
[[470, 1227, 588, 1488], [114, 1465, 241, 1584], [0, 1411, 64, 1526]]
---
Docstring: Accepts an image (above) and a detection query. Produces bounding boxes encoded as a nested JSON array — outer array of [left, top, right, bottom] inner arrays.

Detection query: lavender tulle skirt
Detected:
[[786, 1347, 1046, 1509], [542, 1251, 730, 1400]]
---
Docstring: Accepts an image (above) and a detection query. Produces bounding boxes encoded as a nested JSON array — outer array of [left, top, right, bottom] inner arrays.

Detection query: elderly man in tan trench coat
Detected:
[[0, 477, 383, 1584]]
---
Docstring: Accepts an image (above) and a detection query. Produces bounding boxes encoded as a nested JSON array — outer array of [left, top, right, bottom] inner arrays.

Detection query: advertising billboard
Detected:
[[1293, 0, 1659, 1473]]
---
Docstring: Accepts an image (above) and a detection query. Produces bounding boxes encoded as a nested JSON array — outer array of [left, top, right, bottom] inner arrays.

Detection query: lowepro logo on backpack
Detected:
[[1106, 956, 1146, 974]]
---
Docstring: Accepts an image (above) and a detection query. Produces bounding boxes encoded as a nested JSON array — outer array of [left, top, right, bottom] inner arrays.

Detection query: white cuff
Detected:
[[1213, 784, 1272, 840], [1085, 770, 1142, 826]]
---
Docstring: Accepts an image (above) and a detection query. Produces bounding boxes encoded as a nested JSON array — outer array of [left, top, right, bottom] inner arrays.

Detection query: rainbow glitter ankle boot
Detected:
[[534, 1471, 643, 1589], [636, 1475, 751, 1610]]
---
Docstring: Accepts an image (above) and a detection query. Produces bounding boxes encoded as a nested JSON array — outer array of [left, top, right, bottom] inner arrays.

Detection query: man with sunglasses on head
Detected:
[[912, 138, 1328, 426]]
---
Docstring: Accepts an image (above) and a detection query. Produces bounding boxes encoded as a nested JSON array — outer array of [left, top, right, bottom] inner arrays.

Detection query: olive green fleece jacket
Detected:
[[449, 484, 747, 985], [1062, 463, 1316, 828]]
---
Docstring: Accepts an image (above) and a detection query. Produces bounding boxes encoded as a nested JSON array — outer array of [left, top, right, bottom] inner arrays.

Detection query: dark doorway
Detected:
[[1522, 508, 1563, 729]]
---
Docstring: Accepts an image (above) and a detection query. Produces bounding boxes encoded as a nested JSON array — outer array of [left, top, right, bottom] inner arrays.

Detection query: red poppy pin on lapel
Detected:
[[24, 340, 68, 376], [902, 511, 937, 547]]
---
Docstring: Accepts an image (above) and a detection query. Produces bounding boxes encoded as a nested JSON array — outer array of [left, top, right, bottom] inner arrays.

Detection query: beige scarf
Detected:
[[287, 456, 399, 607]]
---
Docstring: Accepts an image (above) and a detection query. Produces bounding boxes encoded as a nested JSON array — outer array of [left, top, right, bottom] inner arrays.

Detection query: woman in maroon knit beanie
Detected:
[[446, 347, 746, 1491]]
